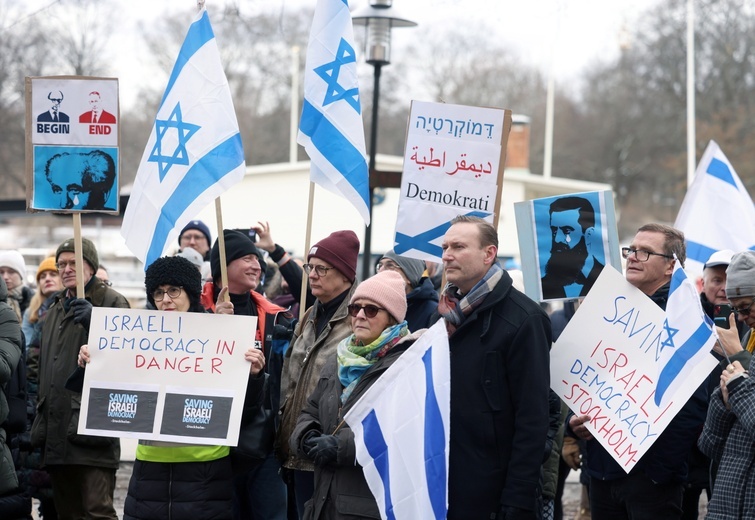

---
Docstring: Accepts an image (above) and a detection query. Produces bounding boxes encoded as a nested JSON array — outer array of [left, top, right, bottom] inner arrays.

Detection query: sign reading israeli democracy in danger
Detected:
[[79, 308, 256, 446], [550, 267, 717, 471], [394, 101, 511, 262]]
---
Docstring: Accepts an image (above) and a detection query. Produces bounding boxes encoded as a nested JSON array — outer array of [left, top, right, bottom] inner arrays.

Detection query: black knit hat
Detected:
[[210, 229, 265, 281], [56, 237, 99, 272], [179, 220, 212, 246], [145, 256, 202, 309]]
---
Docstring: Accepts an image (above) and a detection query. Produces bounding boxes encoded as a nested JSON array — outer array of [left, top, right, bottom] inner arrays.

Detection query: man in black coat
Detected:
[[569, 223, 709, 519], [437, 215, 552, 519]]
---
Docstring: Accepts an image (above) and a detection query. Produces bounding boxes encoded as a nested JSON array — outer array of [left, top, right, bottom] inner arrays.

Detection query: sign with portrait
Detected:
[[25, 76, 120, 214], [393, 100, 512, 262], [550, 267, 717, 472], [79, 308, 256, 446], [514, 190, 621, 302]]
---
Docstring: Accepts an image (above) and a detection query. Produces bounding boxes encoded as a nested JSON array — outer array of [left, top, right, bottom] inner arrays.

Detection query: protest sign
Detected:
[[79, 308, 256, 445], [514, 190, 621, 302], [550, 266, 717, 471], [26, 76, 120, 214], [393, 100, 511, 262]]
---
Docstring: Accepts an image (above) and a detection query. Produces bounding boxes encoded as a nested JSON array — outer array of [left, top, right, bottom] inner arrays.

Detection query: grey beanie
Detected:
[[725, 251, 755, 298], [382, 250, 426, 288]]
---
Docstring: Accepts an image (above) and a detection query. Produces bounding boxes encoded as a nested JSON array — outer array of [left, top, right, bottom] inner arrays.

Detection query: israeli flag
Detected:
[[297, 0, 370, 225], [121, 7, 245, 267], [655, 261, 718, 407], [344, 321, 450, 520], [674, 140, 755, 276]]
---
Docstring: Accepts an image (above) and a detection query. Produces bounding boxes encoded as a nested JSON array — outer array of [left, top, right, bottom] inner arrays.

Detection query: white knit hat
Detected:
[[0, 250, 26, 281]]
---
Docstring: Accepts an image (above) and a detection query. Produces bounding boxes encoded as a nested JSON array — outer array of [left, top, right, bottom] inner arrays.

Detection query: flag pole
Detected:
[[298, 182, 315, 323], [73, 213, 85, 298], [215, 198, 229, 302]]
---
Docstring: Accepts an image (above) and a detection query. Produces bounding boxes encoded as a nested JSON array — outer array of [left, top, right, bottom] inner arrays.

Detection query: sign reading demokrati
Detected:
[[79, 308, 256, 446]]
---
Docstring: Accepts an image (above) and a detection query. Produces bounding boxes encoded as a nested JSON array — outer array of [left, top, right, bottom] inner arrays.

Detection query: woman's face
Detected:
[[349, 298, 393, 345], [153, 285, 190, 312], [38, 270, 62, 297]]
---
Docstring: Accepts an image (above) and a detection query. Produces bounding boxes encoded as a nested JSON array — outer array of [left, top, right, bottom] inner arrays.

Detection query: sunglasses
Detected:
[[347, 304, 386, 319]]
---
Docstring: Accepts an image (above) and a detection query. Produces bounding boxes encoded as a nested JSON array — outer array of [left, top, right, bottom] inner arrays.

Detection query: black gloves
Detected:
[[303, 432, 339, 466], [71, 298, 93, 329]]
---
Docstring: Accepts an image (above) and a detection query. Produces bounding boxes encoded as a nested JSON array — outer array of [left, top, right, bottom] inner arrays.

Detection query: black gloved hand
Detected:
[[497, 506, 537, 520], [306, 434, 339, 466], [301, 429, 321, 455], [70, 298, 93, 329]]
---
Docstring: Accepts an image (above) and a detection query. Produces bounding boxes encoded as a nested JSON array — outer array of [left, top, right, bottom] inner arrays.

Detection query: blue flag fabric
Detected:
[[121, 8, 245, 268], [344, 321, 450, 520], [655, 261, 718, 407], [674, 140, 755, 276], [297, 0, 370, 225]]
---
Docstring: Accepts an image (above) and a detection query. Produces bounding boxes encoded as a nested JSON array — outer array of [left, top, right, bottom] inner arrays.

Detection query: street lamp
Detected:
[[352, 0, 416, 281]]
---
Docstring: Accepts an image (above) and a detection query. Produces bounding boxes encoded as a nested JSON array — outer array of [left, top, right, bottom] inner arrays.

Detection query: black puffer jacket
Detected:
[[0, 277, 23, 496]]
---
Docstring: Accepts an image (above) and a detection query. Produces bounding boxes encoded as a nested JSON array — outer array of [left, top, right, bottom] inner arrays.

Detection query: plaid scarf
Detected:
[[337, 321, 409, 403], [438, 263, 503, 335]]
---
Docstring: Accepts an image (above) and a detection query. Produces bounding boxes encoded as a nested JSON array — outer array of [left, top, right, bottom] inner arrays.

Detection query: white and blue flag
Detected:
[[297, 0, 370, 224], [674, 140, 755, 276], [121, 7, 245, 267], [655, 261, 718, 407], [344, 320, 450, 520]]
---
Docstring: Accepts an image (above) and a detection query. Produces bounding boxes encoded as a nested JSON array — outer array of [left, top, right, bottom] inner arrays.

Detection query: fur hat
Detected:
[[381, 250, 425, 288], [36, 256, 58, 281], [308, 230, 359, 282], [179, 220, 212, 246], [351, 270, 407, 323], [726, 251, 755, 298], [56, 238, 99, 273], [210, 229, 264, 281], [145, 256, 202, 309], [0, 250, 26, 281]]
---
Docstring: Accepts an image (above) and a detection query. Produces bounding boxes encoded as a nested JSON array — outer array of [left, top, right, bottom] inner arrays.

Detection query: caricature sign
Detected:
[[79, 308, 256, 445], [393, 101, 512, 262], [25, 76, 120, 213], [550, 267, 717, 471]]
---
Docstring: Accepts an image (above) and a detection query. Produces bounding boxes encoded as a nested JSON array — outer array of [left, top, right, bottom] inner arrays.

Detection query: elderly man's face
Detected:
[[57, 252, 94, 290], [702, 266, 728, 305], [47, 166, 89, 209]]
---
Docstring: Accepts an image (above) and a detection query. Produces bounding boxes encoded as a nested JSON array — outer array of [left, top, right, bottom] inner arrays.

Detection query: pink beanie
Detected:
[[351, 270, 407, 323]]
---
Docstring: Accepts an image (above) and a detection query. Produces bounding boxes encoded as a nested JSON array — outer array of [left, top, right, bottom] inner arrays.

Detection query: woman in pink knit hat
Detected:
[[290, 270, 426, 520]]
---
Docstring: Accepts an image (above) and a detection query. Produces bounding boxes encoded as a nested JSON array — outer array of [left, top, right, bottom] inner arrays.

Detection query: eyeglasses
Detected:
[[621, 247, 673, 262], [303, 263, 333, 277], [733, 298, 755, 318], [153, 286, 183, 302], [347, 304, 386, 318], [375, 260, 401, 274], [56, 261, 76, 271], [180, 233, 206, 242]]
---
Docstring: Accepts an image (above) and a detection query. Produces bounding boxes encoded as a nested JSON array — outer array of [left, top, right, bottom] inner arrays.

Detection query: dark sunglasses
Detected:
[[347, 304, 386, 319]]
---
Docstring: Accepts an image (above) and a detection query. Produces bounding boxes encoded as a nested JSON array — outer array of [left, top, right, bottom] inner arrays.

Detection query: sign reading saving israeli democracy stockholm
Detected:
[[393, 101, 511, 262], [79, 308, 256, 446], [550, 266, 717, 472]]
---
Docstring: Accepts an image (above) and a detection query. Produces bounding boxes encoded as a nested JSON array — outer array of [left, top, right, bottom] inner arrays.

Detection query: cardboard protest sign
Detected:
[[393, 100, 512, 262], [550, 266, 717, 472], [79, 308, 256, 445], [26, 76, 120, 213], [514, 190, 621, 302]]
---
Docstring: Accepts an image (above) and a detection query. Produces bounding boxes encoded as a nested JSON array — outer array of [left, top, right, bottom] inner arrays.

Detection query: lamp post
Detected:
[[352, 0, 416, 282]]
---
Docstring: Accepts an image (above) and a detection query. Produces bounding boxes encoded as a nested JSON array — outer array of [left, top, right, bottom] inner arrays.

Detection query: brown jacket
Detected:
[[277, 284, 357, 471]]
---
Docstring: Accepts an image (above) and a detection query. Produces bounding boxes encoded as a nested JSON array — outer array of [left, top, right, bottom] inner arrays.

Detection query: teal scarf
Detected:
[[337, 321, 409, 403]]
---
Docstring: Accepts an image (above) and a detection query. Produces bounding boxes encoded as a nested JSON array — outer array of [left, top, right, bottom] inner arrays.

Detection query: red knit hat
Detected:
[[308, 230, 360, 282], [351, 270, 407, 323]]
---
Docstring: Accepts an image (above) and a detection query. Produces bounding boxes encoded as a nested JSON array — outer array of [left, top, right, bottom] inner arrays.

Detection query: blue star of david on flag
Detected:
[[148, 103, 201, 181], [314, 38, 361, 114], [660, 318, 679, 353]]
